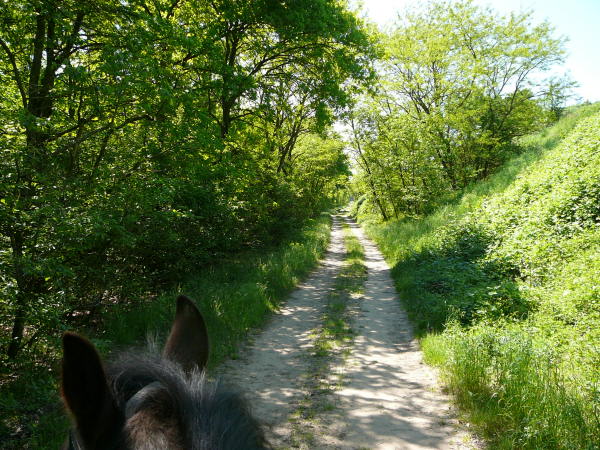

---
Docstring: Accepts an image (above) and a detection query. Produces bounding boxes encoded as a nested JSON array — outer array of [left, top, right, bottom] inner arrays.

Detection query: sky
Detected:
[[352, 0, 600, 103]]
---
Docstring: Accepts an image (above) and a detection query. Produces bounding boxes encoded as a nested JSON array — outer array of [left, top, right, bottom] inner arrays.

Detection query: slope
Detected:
[[361, 103, 600, 449]]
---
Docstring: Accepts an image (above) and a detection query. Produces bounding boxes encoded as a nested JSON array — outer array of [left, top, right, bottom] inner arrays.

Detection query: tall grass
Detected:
[[362, 104, 600, 448], [0, 214, 331, 449], [104, 213, 332, 365], [423, 325, 598, 449], [105, 215, 330, 367]]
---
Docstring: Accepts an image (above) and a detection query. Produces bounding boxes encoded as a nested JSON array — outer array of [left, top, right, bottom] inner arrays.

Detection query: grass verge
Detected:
[[0, 214, 331, 449]]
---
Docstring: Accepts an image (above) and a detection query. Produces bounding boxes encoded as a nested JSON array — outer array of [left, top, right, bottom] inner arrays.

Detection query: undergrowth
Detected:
[[361, 103, 600, 448], [0, 214, 331, 449]]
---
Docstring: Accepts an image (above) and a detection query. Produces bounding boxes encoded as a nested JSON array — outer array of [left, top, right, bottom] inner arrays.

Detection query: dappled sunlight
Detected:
[[219, 216, 471, 448], [219, 217, 348, 436], [331, 218, 468, 449]]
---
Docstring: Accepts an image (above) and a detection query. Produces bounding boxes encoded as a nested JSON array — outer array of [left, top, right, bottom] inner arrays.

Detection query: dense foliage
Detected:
[[349, 0, 572, 219], [1, 0, 595, 447], [0, 214, 331, 448], [363, 104, 600, 448], [0, 0, 373, 361]]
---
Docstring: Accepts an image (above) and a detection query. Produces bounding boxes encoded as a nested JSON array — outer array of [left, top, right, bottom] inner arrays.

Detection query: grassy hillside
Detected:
[[362, 103, 600, 449]]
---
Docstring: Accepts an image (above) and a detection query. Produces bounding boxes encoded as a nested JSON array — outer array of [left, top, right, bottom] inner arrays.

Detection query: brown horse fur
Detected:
[[61, 295, 268, 449]]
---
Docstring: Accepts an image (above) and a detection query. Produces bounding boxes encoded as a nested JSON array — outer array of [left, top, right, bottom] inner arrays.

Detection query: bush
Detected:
[[0, 214, 331, 448]]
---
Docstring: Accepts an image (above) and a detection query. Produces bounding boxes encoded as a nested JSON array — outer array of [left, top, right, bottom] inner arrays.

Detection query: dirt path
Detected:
[[219, 215, 476, 449], [325, 219, 473, 449], [218, 216, 346, 445]]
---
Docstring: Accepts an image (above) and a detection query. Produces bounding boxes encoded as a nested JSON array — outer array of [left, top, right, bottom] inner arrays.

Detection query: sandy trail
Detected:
[[325, 219, 472, 449], [218, 216, 346, 445], [219, 215, 474, 449]]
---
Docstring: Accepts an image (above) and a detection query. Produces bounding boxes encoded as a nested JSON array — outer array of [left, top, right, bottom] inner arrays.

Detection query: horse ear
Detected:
[[163, 295, 210, 373], [61, 333, 122, 447]]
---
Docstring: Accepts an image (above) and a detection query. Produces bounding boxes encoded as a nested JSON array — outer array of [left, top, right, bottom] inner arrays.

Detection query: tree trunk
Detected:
[[350, 119, 389, 221]]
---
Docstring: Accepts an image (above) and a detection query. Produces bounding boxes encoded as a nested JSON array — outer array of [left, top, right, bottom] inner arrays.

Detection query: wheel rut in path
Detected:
[[217, 216, 346, 445], [218, 216, 475, 449], [323, 219, 474, 449]]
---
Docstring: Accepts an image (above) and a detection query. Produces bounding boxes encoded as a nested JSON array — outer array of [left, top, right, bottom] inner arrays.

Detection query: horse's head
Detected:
[[61, 295, 267, 449]]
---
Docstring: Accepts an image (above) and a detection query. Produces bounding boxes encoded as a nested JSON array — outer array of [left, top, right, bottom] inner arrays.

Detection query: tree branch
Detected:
[[0, 38, 27, 108]]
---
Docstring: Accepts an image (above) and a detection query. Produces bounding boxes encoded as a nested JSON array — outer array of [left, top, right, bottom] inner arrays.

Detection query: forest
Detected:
[[1, 0, 597, 448]]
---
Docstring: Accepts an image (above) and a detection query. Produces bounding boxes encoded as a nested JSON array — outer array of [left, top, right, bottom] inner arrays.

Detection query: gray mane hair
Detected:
[[107, 351, 269, 450]]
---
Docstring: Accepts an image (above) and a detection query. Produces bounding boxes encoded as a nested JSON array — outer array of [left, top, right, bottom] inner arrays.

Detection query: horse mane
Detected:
[[61, 296, 269, 450], [106, 349, 268, 450]]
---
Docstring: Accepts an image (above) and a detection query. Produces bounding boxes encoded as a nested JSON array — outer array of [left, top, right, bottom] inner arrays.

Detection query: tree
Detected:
[[291, 133, 351, 216], [349, 0, 570, 220], [0, 0, 374, 359]]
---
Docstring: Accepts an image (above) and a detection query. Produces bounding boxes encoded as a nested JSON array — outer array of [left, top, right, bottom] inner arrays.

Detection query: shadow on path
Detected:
[[218, 216, 346, 445], [328, 217, 473, 449]]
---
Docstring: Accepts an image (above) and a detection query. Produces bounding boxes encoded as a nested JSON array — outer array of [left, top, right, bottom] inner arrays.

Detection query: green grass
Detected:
[[103, 213, 332, 366], [423, 324, 598, 449], [0, 214, 331, 449], [362, 103, 600, 449], [312, 223, 367, 357]]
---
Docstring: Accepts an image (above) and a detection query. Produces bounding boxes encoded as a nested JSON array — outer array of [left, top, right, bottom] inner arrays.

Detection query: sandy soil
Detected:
[[219, 216, 478, 449], [218, 216, 347, 445], [320, 219, 475, 449]]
